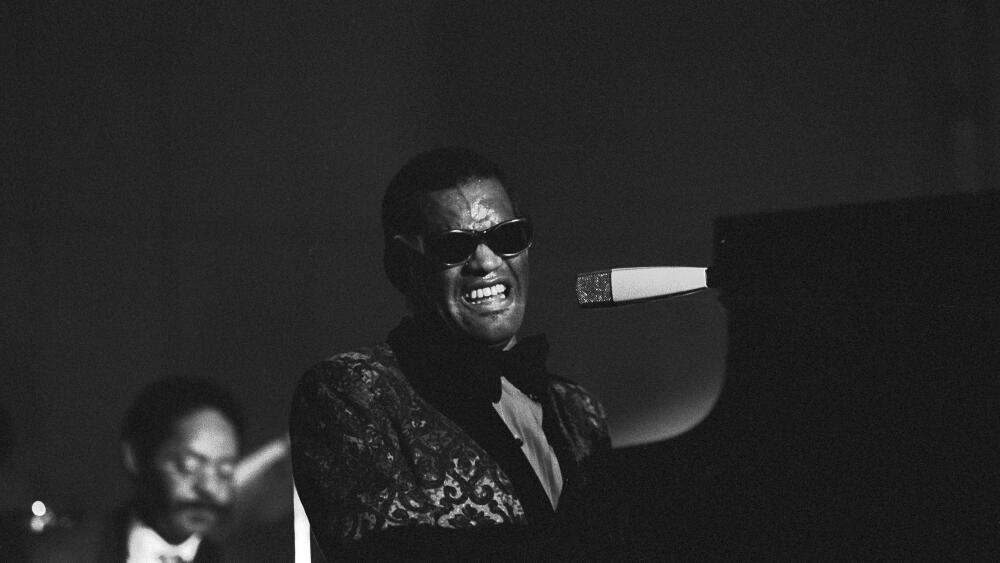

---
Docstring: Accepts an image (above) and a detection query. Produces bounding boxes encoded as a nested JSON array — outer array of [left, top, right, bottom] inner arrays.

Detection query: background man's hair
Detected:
[[381, 147, 520, 293], [121, 375, 244, 468]]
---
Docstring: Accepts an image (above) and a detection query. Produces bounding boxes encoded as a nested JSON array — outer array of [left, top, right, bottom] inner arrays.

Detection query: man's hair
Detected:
[[121, 375, 244, 468], [381, 147, 520, 293]]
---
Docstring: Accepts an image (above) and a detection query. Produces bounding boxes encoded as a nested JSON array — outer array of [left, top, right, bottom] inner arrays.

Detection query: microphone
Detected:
[[576, 266, 711, 307]]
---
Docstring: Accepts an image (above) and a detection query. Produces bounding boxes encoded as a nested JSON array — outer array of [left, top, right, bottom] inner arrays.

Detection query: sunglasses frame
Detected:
[[419, 217, 533, 267]]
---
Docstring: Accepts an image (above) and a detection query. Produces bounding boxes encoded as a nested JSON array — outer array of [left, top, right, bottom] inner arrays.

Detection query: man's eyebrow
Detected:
[[178, 448, 237, 463]]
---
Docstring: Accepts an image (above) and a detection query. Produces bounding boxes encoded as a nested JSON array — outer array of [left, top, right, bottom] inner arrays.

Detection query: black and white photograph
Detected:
[[3, 2, 998, 560]]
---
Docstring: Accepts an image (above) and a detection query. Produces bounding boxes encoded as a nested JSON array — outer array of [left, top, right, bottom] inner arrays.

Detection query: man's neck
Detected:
[[133, 504, 188, 545], [499, 334, 518, 351], [411, 313, 519, 351]]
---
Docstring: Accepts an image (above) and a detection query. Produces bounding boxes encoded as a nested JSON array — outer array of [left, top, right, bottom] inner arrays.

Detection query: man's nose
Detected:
[[465, 242, 503, 273], [194, 472, 234, 504]]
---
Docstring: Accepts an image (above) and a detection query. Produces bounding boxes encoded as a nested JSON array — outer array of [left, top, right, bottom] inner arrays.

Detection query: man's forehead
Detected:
[[420, 178, 514, 227], [166, 408, 240, 458]]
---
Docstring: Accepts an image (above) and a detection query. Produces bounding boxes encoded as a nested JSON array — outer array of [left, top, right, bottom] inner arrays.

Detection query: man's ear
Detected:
[[121, 442, 139, 476], [386, 237, 427, 301]]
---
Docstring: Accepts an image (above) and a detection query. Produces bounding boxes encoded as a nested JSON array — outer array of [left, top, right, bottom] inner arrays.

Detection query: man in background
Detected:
[[34, 375, 243, 562]]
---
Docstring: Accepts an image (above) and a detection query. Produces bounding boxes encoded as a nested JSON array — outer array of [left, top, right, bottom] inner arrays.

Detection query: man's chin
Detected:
[[466, 324, 519, 348], [172, 507, 220, 536], [435, 305, 524, 347]]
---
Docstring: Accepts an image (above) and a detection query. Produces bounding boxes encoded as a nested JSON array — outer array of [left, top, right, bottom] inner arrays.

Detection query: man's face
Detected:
[[141, 408, 239, 543], [411, 177, 529, 348]]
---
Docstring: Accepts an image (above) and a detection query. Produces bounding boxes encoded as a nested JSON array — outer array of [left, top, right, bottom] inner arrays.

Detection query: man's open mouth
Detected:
[[462, 282, 508, 305]]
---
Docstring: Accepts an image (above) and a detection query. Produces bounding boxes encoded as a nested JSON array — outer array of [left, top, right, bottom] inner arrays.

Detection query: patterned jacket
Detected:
[[289, 340, 611, 558]]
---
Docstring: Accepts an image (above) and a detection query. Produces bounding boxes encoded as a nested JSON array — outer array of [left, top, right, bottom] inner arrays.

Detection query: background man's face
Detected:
[[416, 177, 529, 347], [142, 407, 239, 543]]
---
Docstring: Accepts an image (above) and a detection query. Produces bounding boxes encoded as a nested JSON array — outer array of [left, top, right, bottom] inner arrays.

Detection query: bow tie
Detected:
[[387, 316, 551, 405], [484, 335, 550, 401]]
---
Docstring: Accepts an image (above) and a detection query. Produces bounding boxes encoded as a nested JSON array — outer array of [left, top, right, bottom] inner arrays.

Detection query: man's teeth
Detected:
[[464, 283, 507, 302]]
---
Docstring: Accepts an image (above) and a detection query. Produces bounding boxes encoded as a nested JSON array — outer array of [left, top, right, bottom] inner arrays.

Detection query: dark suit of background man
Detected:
[[290, 147, 619, 561], [34, 376, 244, 562]]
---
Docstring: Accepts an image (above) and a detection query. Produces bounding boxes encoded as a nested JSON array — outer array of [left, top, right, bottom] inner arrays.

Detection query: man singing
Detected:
[[289, 147, 614, 560]]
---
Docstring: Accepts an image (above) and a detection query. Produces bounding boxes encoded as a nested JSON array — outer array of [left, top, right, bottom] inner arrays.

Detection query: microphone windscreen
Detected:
[[575, 270, 612, 306]]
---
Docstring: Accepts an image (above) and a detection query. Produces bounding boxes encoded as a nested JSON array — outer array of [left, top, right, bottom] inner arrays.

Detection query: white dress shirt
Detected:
[[125, 517, 201, 563], [492, 376, 564, 509]]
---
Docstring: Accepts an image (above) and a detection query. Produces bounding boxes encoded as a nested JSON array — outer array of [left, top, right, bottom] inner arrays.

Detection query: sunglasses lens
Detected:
[[424, 219, 533, 265], [487, 220, 533, 255], [426, 233, 478, 265]]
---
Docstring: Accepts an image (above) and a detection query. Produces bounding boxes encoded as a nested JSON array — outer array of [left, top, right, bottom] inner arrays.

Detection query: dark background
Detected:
[[3, 0, 998, 534]]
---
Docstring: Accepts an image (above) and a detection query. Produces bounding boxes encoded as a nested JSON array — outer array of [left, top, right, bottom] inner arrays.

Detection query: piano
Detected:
[[611, 190, 1000, 558]]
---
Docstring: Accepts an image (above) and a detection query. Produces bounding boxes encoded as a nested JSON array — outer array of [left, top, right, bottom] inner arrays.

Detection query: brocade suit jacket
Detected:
[[289, 341, 614, 560]]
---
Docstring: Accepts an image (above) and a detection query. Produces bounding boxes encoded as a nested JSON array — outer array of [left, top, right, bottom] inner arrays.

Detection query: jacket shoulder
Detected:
[[549, 375, 607, 422], [291, 344, 406, 409], [546, 375, 611, 460]]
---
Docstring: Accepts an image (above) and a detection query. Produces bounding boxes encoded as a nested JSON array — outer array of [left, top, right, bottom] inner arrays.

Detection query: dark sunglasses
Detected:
[[421, 217, 533, 266]]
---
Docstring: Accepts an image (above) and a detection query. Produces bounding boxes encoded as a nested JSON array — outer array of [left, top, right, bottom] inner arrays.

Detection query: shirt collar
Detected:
[[126, 516, 201, 563]]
